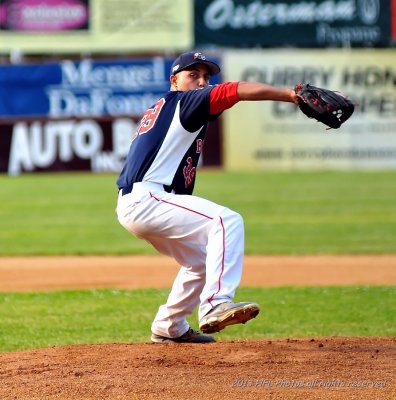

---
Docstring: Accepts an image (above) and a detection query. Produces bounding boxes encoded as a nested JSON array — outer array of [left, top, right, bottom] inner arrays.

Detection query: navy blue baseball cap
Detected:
[[170, 51, 221, 76]]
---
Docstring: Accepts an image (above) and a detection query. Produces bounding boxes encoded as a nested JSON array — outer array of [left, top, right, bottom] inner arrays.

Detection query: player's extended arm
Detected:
[[237, 81, 297, 104], [209, 81, 297, 115], [210, 81, 354, 129]]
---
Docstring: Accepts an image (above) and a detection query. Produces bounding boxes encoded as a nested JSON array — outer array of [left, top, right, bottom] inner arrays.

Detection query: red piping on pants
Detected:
[[208, 216, 225, 308], [149, 192, 213, 220]]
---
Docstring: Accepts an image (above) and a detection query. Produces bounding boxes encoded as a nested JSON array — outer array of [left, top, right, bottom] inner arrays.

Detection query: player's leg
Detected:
[[150, 199, 260, 336], [117, 183, 258, 339], [150, 262, 206, 338], [155, 195, 254, 322], [117, 186, 211, 339], [199, 208, 244, 318], [143, 225, 209, 339]]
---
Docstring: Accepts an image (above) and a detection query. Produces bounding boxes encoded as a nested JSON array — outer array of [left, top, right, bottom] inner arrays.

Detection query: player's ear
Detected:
[[170, 74, 178, 90]]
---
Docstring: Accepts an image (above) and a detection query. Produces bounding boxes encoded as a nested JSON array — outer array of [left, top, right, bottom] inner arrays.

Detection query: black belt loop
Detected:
[[121, 183, 133, 196], [163, 184, 173, 193]]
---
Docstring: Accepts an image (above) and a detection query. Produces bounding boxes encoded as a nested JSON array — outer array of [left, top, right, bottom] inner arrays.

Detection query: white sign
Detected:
[[223, 49, 396, 170], [8, 118, 135, 175]]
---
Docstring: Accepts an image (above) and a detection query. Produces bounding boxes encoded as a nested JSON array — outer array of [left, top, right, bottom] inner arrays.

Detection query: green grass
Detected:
[[0, 286, 395, 352], [1, 170, 396, 255], [1, 171, 394, 353]]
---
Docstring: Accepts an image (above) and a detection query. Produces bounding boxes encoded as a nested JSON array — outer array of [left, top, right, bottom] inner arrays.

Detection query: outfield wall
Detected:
[[223, 49, 396, 170], [0, 57, 221, 175], [1, 49, 396, 174]]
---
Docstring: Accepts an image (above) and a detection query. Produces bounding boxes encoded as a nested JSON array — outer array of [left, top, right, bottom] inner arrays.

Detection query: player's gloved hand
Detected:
[[294, 83, 355, 129]]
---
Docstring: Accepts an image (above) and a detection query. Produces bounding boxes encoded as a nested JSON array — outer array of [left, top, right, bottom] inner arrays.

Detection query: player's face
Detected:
[[172, 64, 211, 91]]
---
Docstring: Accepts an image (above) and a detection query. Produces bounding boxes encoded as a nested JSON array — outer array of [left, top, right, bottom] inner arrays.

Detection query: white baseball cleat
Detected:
[[199, 302, 260, 334]]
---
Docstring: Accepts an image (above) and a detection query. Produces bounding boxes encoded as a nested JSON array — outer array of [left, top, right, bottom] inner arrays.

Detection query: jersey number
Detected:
[[133, 98, 166, 139]]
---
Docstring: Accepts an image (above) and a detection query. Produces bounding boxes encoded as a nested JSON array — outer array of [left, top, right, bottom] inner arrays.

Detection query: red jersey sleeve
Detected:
[[209, 82, 240, 115]]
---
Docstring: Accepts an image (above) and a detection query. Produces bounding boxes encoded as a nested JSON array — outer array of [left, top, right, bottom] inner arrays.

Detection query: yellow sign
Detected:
[[223, 49, 396, 170], [0, 0, 192, 53]]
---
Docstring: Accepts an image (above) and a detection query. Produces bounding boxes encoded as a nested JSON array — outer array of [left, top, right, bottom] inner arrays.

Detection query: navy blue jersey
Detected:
[[117, 86, 219, 195]]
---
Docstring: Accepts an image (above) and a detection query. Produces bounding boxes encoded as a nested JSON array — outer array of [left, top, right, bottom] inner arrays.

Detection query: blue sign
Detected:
[[0, 57, 220, 118]]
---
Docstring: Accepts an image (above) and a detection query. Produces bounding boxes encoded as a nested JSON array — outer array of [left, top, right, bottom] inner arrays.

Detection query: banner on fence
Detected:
[[0, 117, 135, 175], [0, 0, 89, 31], [0, 0, 191, 52], [0, 55, 222, 174], [0, 58, 177, 118], [223, 49, 396, 170], [0, 117, 221, 174], [195, 0, 391, 48]]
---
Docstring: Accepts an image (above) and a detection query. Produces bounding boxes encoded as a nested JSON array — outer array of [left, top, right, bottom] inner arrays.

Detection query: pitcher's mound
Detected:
[[1, 337, 394, 400]]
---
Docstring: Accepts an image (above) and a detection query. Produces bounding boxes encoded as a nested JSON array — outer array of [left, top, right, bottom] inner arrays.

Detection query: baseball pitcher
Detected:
[[116, 51, 353, 343]]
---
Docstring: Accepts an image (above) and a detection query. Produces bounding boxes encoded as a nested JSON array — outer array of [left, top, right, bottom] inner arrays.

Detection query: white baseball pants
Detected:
[[116, 181, 244, 338]]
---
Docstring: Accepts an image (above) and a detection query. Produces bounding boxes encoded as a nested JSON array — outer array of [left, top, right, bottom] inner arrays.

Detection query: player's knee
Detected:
[[220, 209, 244, 233]]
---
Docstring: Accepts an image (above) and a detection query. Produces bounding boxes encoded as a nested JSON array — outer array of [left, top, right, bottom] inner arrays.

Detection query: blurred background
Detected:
[[1, 0, 395, 176]]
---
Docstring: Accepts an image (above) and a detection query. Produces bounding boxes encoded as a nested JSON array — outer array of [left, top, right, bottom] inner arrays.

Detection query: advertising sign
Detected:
[[0, 116, 221, 174], [195, 0, 391, 48], [0, 117, 136, 175], [223, 49, 396, 170], [0, 56, 220, 119], [0, 0, 192, 52], [0, 58, 175, 118], [0, 56, 222, 174], [0, 0, 89, 31]]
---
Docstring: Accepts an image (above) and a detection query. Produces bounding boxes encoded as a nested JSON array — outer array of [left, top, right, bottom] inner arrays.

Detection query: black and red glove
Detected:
[[295, 83, 355, 129]]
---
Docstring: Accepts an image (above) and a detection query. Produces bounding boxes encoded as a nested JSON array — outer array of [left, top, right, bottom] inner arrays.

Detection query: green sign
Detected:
[[195, 0, 391, 48]]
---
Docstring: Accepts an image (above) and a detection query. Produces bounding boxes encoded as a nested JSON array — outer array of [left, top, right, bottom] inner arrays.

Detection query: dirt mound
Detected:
[[1, 255, 395, 399], [0, 337, 394, 400]]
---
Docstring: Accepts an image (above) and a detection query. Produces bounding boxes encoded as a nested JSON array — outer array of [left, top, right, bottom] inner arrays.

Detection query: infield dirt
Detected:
[[0, 255, 395, 400]]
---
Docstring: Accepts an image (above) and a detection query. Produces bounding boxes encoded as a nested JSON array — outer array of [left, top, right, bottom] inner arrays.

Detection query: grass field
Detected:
[[1, 170, 396, 255], [0, 286, 395, 352], [1, 170, 395, 352]]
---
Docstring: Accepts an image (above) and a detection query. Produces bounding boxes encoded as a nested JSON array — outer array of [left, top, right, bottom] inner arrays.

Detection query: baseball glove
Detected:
[[294, 83, 354, 129]]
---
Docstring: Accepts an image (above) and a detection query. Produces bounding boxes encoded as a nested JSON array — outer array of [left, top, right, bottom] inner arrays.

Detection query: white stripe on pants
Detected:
[[116, 182, 244, 338]]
